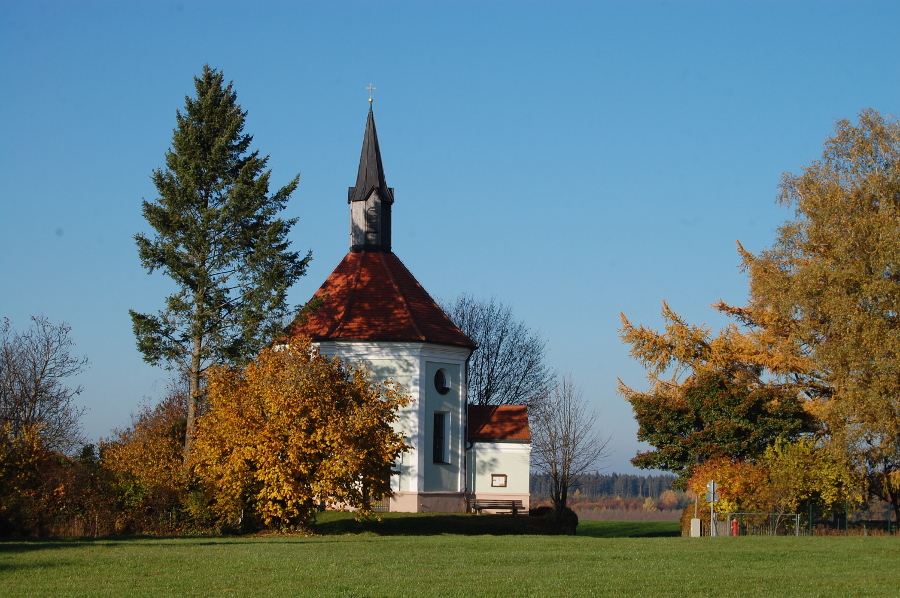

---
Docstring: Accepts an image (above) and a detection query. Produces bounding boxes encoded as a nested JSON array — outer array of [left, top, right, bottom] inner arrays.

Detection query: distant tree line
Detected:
[[530, 472, 678, 500]]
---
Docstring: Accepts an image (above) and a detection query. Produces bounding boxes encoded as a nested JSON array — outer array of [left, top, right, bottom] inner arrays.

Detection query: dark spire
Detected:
[[349, 106, 394, 205], [348, 106, 394, 252]]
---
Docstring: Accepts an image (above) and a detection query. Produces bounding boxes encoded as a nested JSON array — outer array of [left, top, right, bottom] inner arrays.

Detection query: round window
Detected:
[[434, 369, 451, 395]]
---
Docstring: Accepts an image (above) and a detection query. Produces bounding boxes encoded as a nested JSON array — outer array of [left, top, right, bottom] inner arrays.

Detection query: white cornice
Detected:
[[315, 340, 470, 363], [469, 442, 532, 453]]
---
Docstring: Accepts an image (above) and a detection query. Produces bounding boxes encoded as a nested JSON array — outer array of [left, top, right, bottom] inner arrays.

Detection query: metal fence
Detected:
[[718, 512, 801, 536], [370, 495, 391, 512]]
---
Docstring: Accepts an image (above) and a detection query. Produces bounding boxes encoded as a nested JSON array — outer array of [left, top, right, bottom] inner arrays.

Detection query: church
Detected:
[[289, 103, 531, 513]]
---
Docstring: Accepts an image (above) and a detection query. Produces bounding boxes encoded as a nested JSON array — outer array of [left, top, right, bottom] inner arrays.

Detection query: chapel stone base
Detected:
[[389, 492, 467, 513]]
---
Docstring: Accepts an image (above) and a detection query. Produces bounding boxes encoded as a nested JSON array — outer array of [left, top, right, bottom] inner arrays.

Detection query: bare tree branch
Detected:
[[0, 316, 88, 453], [530, 375, 610, 517], [440, 294, 554, 406]]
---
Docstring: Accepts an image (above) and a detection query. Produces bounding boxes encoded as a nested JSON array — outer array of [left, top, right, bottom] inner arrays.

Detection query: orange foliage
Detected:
[[0, 424, 43, 487], [192, 336, 411, 528], [657, 489, 680, 510], [102, 391, 188, 514], [689, 458, 772, 513], [1, 425, 113, 536]]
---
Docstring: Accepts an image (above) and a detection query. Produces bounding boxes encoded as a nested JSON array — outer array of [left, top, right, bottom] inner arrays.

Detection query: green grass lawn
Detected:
[[1, 515, 897, 597]]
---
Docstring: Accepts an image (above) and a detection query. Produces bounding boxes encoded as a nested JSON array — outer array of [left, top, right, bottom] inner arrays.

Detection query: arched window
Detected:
[[434, 368, 451, 395]]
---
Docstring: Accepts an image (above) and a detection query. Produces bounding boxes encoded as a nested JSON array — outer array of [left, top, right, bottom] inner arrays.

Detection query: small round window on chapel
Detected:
[[434, 369, 451, 395]]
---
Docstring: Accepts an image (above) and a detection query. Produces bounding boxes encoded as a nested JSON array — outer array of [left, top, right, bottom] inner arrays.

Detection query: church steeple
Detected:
[[349, 106, 394, 252]]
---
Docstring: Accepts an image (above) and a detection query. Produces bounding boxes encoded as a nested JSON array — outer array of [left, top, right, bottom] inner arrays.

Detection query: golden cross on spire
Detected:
[[366, 83, 376, 103]]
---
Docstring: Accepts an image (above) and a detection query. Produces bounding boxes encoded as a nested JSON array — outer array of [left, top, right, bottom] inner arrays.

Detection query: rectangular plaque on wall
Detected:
[[491, 474, 507, 487]]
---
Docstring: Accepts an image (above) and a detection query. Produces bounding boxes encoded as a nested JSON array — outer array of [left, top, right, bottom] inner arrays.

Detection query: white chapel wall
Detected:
[[313, 341, 420, 494], [314, 340, 470, 510], [422, 360, 463, 493]]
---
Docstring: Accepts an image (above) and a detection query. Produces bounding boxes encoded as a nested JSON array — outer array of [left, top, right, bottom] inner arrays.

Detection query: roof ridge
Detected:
[[379, 252, 425, 340], [330, 253, 364, 337]]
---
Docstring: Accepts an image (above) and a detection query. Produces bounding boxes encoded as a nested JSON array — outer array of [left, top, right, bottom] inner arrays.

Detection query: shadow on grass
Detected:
[[577, 520, 680, 538], [0, 536, 351, 555], [0, 516, 681, 548], [312, 512, 549, 536], [311, 512, 680, 538], [0, 538, 112, 553]]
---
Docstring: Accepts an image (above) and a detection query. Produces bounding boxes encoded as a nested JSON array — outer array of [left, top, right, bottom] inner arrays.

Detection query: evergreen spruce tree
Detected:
[[130, 65, 310, 460]]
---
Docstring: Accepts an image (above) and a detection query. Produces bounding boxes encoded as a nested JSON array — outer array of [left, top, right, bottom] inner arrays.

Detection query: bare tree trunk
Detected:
[[185, 348, 201, 464], [893, 502, 900, 532], [552, 484, 569, 519], [886, 479, 900, 532], [184, 303, 203, 464], [531, 375, 610, 530]]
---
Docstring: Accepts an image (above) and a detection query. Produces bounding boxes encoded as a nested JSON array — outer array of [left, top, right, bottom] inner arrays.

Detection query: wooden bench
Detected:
[[470, 499, 525, 516]]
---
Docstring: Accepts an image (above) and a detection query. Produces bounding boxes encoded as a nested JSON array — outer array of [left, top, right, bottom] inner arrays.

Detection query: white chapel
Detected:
[[289, 105, 530, 513]]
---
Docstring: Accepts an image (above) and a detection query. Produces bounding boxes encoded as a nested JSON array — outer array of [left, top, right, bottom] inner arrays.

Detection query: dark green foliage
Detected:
[[547, 506, 578, 534], [130, 65, 310, 455], [556, 506, 579, 534], [309, 511, 586, 537], [523, 505, 578, 534], [529, 506, 553, 517], [629, 373, 812, 489], [311, 511, 544, 536], [577, 519, 679, 538]]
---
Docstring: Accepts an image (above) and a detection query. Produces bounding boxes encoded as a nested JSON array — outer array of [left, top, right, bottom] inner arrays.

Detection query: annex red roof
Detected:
[[467, 405, 531, 442], [289, 250, 476, 349]]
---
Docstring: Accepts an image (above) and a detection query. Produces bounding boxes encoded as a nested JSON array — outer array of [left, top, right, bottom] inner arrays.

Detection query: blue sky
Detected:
[[1, 1, 898, 474]]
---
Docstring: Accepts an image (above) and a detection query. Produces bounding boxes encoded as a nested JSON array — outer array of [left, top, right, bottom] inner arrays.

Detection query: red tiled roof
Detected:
[[289, 251, 476, 349], [467, 405, 530, 441]]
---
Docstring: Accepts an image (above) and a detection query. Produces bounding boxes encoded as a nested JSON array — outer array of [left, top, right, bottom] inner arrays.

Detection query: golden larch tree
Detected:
[[737, 109, 900, 522]]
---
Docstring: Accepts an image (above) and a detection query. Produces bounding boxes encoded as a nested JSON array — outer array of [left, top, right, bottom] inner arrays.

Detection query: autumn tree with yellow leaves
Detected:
[[621, 110, 900, 522], [763, 439, 864, 515], [736, 109, 900, 523], [191, 336, 410, 529], [0, 424, 45, 534], [684, 440, 863, 518]]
